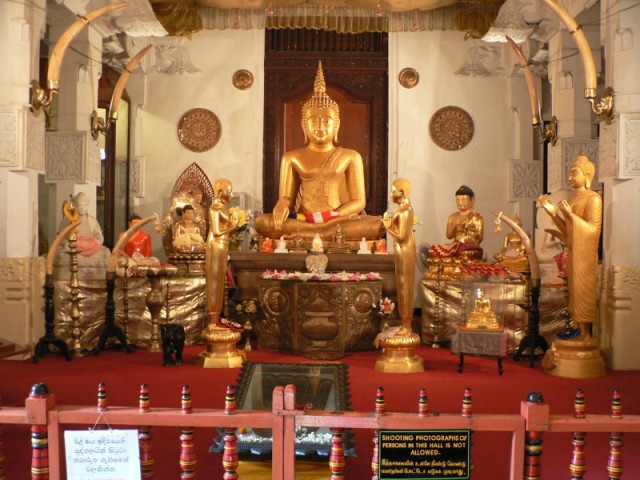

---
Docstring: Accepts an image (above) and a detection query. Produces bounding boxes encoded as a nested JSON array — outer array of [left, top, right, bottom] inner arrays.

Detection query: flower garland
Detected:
[[261, 270, 382, 282]]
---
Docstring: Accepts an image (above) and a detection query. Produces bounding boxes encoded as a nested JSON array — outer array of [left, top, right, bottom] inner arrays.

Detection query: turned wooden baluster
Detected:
[[570, 388, 587, 480], [329, 427, 346, 480], [461, 387, 472, 418], [29, 383, 50, 480], [371, 386, 385, 479], [180, 385, 196, 479], [138, 383, 154, 479], [418, 388, 429, 418], [222, 385, 239, 480], [97, 382, 108, 413], [607, 388, 623, 480]]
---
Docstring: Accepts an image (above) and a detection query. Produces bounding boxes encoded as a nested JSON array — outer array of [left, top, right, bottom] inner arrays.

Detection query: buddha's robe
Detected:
[[566, 189, 602, 324]]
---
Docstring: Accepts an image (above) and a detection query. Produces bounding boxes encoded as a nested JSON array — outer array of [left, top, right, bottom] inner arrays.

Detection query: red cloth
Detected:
[[124, 231, 152, 257]]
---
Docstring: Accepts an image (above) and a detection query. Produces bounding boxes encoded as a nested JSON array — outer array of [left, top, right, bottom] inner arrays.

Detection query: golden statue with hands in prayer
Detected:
[[539, 155, 604, 378], [374, 178, 423, 373], [255, 61, 384, 241], [539, 156, 601, 340], [198, 178, 245, 368]]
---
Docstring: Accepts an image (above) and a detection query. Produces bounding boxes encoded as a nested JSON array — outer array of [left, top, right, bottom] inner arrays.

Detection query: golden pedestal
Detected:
[[197, 324, 245, 368], [543, 337, 605, 378], [374, 327, 424, 373]]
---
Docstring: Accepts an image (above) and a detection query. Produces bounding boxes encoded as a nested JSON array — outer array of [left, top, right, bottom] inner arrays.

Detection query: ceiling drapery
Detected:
[[150, 0, 503, 37]]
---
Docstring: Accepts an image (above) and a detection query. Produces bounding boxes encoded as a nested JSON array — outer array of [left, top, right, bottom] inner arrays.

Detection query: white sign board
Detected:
[[64, 429, 141, 480]]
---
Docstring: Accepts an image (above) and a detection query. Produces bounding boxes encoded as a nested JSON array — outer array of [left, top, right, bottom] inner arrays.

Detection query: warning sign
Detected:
[[378, 429, 470, 480]]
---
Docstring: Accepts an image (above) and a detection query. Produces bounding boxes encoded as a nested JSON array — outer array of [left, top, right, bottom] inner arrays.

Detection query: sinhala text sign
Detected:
[[64, 429, 141, 480], [378, 429, 470, 480]]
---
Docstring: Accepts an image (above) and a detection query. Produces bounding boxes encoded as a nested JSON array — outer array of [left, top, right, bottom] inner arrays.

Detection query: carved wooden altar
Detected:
[[258, 278, 382, 359]]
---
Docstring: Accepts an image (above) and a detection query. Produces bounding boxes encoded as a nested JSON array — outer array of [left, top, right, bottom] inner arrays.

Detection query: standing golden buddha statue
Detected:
[[539, 155, 604, 378], [255, 61, 384, 242], [375, 178, 423, 373], [198, 178, 245, 368]]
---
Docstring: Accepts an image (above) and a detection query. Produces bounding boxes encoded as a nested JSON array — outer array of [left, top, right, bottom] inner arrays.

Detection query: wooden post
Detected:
[[97, 382, 108, 412], [521, 391, 549, 480], [418, 388, 429, 417], [27, 383, 51, 480]]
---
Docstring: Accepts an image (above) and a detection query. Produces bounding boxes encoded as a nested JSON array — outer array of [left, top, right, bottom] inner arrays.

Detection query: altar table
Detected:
[[451, 328, 509, 374], [257, 277, 382, 359]]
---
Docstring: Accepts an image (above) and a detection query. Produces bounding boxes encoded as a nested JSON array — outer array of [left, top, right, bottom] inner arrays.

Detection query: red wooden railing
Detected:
[[1, 384, 640, 479]]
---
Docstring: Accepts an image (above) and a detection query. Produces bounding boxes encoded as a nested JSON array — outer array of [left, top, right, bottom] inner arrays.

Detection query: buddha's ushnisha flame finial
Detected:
[[303, 61, 340, 116]]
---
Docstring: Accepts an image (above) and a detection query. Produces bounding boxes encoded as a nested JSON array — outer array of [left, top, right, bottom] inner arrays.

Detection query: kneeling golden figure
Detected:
[[255, 61, 384, 242]]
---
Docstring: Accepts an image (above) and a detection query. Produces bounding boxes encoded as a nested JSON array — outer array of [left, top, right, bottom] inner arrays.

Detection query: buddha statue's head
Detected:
[[213, 178, 233, 203], [570, 155, 596, 189], [301, 61, 340, 145], [455, 185, 475, 211], [391, 178, 411, 201], [74, 192, 90, 215]]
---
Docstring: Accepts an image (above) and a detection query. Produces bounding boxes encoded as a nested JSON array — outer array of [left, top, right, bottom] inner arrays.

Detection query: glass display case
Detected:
[[210, 362, 355, 460], [460, 279, 524, 331]]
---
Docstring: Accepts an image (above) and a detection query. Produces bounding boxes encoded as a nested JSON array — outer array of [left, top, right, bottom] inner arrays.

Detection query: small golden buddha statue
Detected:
[[327, 224, 350, 253], [464, 289, 500, 330], [493, 214, 529, 273], [254, 61, 384, 242]]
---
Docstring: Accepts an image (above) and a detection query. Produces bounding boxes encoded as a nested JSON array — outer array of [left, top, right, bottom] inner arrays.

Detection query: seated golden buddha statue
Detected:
[[493, 214, 529, 273], [426, 185, 484, 278], [255, 62, 384, 242]]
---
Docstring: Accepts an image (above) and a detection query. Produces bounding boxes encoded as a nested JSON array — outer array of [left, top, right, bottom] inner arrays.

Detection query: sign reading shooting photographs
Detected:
[[378, 429, 470, 480], [64, 429, 141, 480]]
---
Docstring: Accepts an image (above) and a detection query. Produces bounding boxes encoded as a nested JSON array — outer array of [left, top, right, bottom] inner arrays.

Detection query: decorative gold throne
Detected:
[[158, 163, 214, 276]]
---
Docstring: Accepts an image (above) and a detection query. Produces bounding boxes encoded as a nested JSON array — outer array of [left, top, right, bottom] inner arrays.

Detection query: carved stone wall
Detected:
[[0, 257, 45, 348], [620, 114, 640, 178], [601, 265, 640, 370], [0, 107, 45, 172], [45, 131, 101, 182], [510, 159, 542, 199]]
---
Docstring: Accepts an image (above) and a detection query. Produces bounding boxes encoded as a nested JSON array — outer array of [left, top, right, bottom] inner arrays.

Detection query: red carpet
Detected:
[[1, 344, 639, 479]]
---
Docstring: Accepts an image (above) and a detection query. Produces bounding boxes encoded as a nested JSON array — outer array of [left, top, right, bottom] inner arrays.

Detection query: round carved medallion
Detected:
[[398, 68, 419, 89], [177, 108, 221, 153], [429, 106, 474, 151], [232, 69, 254, 90]]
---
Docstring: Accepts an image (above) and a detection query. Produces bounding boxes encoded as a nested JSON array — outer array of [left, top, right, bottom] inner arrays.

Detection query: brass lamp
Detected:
[[31, 3, 128, 114], [541, 0, 614, 124], [506, 36, 558, 145], [91, 45, 153, 140]]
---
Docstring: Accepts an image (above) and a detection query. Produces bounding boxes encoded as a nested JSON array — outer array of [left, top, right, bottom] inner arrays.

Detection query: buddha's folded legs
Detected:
[[255, 214, 384, 241]]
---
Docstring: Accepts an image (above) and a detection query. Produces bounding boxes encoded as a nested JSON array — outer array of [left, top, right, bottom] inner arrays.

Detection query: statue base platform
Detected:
[[374, 329, 424, 373], [168, 255, 206, 277], [196, 326, 245, 368], [542, 337, 606, 378]]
